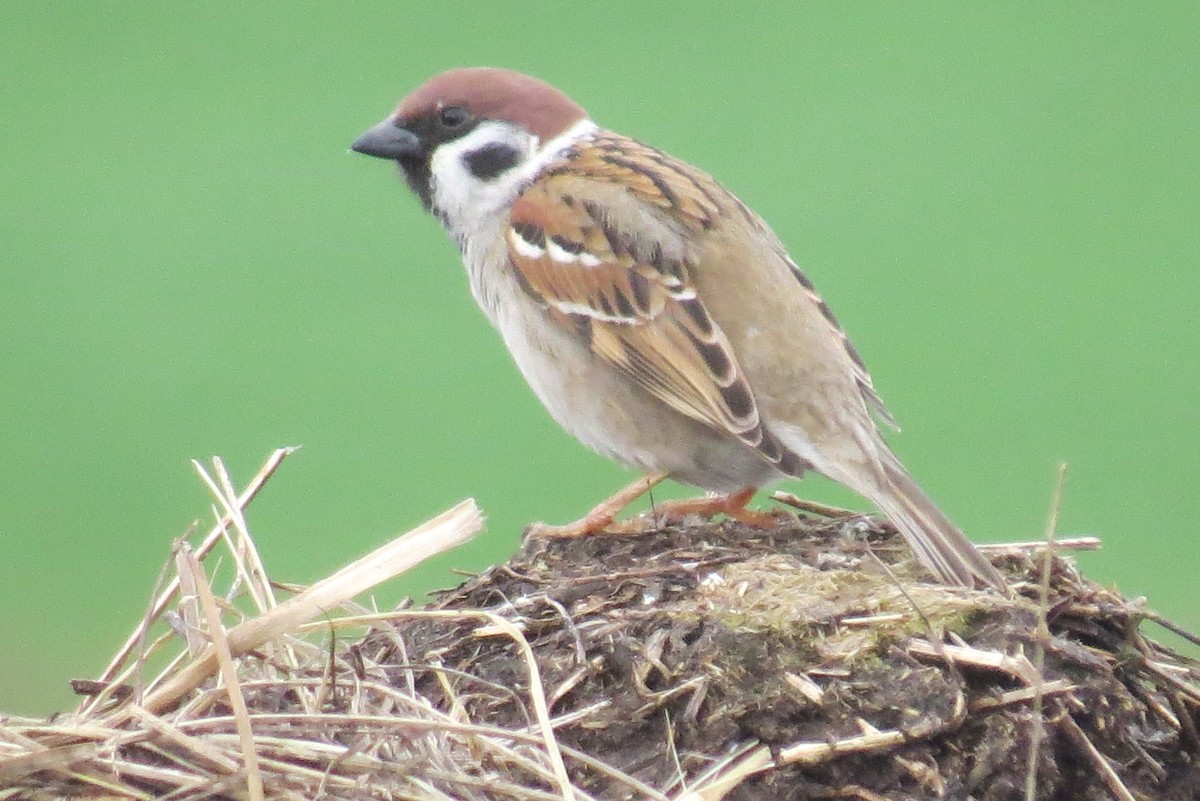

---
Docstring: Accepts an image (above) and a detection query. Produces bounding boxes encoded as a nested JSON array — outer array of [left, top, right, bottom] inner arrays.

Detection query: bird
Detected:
[[350, 67, 1005, 592]]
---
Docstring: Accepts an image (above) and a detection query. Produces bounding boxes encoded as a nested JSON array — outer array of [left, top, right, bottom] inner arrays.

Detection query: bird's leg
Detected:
[[526, 471, 669, 539], [642, 487, 789, 529]]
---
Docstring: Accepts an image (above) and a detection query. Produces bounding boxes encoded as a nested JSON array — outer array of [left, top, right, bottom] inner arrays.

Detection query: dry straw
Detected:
[[2, 451, 1198, 800]]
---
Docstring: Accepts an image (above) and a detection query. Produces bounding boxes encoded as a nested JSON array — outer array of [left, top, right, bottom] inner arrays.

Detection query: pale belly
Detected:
[[483, 271, 785, 492]]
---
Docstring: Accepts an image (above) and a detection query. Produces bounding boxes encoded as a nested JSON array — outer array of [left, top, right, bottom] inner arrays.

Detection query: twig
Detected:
[[140, 499, 483, 715], [82, 447, 298, 716], [182, 544, 264, 801], [779, 691, 966, 765], [0, 741, 104, 785], [673, 744, 773, 801], [770, 491, 860, 518], [192, 456, 277, 613], [677, 689, 968, 801], [976, 536, 1099, 553], [123, 705, 239, 774], [783, 672, 825, 704], [1025, 462, 1067, 801], [474, 613, 575, 801], [971, 680, 1075, 711], [908, 641, 1039, 685], [173, 541, 206, 658], [1057, 711, 1137, 801], [1142, 611, 1200, 649]]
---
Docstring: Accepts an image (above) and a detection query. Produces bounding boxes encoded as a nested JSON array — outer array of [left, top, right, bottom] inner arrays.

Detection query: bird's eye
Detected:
[[438, 105, 470, 130]]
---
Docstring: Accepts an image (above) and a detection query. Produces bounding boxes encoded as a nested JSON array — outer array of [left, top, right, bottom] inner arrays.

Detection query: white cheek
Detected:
[[429, 118, 600, 326], [428, 118, 599, 244], [430, 122, 536, 228]]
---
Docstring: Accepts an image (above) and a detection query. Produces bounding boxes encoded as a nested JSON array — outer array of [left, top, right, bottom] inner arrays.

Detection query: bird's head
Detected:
[[352, 68, 594, 233]]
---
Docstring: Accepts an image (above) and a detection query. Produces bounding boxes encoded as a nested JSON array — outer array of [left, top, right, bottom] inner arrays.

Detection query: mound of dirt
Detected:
[[5, 502, 1197, 800], [352, 513, 1200, 800]]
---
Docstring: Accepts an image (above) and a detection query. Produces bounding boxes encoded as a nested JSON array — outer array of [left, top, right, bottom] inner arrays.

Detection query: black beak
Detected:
[[350, 119, 423, 160]]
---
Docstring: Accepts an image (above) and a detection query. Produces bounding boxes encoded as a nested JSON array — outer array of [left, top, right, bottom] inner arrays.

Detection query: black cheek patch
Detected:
[[463, 143, 522, 179]]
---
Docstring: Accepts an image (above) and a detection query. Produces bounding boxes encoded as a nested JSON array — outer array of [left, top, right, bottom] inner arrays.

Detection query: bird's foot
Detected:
[[526, 478, 793, 539], [641, 487, 792, 529], [526, 471, 668, 539]]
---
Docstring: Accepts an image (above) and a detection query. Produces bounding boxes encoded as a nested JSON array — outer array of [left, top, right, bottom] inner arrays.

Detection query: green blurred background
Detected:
[[2, 3, 1196, 715]]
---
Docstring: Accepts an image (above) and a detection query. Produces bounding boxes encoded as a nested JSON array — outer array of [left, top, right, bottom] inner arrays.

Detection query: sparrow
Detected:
[[351, 67, 1005, 592]]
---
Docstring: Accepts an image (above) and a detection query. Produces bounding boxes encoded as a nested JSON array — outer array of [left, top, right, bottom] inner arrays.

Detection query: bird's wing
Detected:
[[779, 252, 899, 430], [505, 139, 805, 475]]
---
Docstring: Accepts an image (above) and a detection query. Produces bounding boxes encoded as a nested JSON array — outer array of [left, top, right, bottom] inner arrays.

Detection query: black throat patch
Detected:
[[398, 157, 434, 211]]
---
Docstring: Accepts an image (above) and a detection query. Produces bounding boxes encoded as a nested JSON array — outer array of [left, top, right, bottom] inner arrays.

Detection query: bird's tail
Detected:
[[861, 454, 1006, 592]]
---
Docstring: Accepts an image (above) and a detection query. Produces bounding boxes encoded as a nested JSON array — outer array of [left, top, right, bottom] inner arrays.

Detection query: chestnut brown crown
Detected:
[[395, 67, 588, 143]]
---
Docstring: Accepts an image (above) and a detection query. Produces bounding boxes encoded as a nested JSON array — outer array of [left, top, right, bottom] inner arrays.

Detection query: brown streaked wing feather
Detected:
[[506, 169, 772, 456]]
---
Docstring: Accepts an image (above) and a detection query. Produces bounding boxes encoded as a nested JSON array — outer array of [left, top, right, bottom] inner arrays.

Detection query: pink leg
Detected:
[[643, 487, 787, 529], [526, 472, 669, 538]]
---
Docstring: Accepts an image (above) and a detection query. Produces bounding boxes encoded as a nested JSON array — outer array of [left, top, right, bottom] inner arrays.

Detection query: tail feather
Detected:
[[866, 458, 1006, 592]]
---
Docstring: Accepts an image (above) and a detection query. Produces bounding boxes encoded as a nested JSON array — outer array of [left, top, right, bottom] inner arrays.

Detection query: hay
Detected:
[[2, 451, 1198, 800]]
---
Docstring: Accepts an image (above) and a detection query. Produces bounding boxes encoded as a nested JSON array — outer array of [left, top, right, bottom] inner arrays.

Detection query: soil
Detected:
[[350, 510, 1200, 800]]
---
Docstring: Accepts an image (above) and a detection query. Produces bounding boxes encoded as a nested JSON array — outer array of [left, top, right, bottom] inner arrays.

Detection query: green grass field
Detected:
[[2, 3, 1196, 715]]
